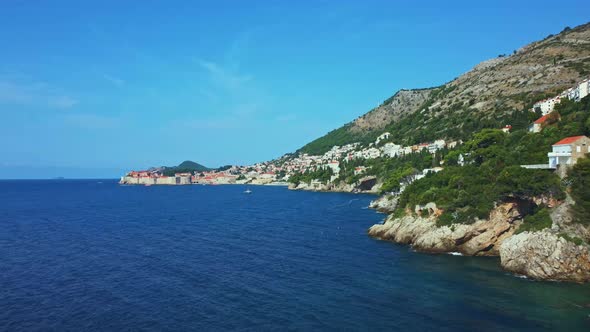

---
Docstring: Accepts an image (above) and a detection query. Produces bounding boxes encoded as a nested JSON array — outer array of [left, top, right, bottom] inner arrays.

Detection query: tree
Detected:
[[569, 157, 590, 224], [463, 129, 507, 166]]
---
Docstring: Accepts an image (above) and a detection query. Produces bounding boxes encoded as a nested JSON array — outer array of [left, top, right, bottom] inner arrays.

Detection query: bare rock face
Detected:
[[368, 202, 520, 256], [289, 177, 381, 194], [500, 231, 590, 282], [369, 195, 398, 213], [550, 194, 590, 242], [350, 89, 434, 133]]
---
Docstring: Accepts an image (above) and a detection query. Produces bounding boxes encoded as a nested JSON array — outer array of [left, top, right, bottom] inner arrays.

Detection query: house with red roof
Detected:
[[548, 135, 590, 168], [528, 113, 556, 133]]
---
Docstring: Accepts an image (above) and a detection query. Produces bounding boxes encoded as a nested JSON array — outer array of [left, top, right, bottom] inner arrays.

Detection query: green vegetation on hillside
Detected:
[[297, 84, 549, 156], [393, 95, 590, 225], [569, 158, 590, 225], [297, 124, 371, 156], [515, 208, 552, 234], [162, 160, 210, 176], [288, 167, 334, 186], [293, 94, 590, 226], [337, 150, 438, 187]]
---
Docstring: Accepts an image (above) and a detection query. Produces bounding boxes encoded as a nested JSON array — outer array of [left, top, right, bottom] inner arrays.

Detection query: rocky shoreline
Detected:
[[287, 176, 382, 194], [368, 200, 590, 283]]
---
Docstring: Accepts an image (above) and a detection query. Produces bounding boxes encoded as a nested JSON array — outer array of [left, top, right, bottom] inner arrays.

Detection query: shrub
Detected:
[[559, 233, 585, 246], [515, 208, 552, 234]]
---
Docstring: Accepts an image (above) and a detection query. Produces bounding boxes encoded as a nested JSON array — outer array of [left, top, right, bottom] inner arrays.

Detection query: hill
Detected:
[[298, 23, 590, 155], [176, 160, 210, 171], [161, 160, 210, 176]]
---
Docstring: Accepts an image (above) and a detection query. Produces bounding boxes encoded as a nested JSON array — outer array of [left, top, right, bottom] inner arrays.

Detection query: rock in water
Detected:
[[369, 195, 398, 213], [499, 231, 590, 283]]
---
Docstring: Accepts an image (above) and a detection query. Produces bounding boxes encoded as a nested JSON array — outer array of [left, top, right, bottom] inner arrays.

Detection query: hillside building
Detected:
[[528, 113, 553, 133], [532, 96, 561, 116], [548, 135, 590, 168]]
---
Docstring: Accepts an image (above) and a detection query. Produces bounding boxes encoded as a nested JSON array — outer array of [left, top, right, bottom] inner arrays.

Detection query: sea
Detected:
[[1, 179, 589, 331]]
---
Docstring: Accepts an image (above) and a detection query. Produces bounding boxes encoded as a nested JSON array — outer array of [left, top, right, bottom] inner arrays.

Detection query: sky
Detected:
[[1, 0, 589, 178]]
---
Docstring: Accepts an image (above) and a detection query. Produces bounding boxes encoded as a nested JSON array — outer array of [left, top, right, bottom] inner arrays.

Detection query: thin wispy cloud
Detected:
[[63, 113, 119, 129], [0, 79, 78, 110], [101, 74, 125, 87], [196, 58, 253, 91]]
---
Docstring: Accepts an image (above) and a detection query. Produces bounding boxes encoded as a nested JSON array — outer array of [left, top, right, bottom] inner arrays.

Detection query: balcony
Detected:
[[521, 164, 555, 169], [547, 152, 571, 158]]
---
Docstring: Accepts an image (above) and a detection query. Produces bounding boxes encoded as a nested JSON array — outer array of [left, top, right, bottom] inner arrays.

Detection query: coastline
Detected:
[[367, 201, 590, 283]]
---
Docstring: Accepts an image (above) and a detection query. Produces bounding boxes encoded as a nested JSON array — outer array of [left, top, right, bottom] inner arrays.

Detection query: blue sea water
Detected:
[[1, 180, 589, 331]]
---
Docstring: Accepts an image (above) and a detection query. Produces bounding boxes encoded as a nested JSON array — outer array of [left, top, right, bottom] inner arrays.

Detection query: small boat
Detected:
[[244, 189, 252, 194]]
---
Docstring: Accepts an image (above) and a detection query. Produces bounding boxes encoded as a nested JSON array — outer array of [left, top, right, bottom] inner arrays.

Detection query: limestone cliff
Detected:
[[369, 194, 398, 213], [368, 199, 590, 282], [288, 176, 381, 194], [500, 231, 590, 282], [368, 202, 521, 256], [349, 89, 434, 134]]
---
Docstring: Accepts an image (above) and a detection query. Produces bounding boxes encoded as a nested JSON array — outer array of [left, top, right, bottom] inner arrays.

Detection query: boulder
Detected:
[[369, 195, 398, 213], [500, 231, 590, 282]]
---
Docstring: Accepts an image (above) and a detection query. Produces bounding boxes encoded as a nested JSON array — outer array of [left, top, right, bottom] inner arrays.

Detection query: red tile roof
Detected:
[[534, 114, 552, 124], [553, 136, 587, 146]]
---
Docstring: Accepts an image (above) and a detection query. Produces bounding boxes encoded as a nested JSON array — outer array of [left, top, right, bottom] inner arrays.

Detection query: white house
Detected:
[[326, 161, 340, 174], [413, 167, 444, 182], [354, 166, 366, 175], [375, 132, 391, 145], [579, 79, 589, 100], [562, 79, 589, 102], [428, 140, 446, 154], [532, 96, 561, 115], [458, 153, 466, 166], [363, 147, 381, 159], [382, 142, 402, 157]]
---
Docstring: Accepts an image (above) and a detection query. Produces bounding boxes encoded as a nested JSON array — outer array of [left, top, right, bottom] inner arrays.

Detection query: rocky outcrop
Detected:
[[369, 195, 398, 213], [369, 199, 590, 282], [500, 231, 590, 282], [368, 202, 521, 256], [350, 89, 434, 133], [288, 177, 381, 194], [289, 181, 354, 192], [550, 193, 590, 242]]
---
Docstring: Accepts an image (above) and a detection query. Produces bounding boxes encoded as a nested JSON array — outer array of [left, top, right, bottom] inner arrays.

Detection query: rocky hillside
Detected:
[[349, 89, 434, 133], [298, 22, 590, 155]]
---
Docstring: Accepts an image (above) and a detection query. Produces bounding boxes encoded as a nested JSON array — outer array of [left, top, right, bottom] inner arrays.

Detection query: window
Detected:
[[577, 146, 581, 153]]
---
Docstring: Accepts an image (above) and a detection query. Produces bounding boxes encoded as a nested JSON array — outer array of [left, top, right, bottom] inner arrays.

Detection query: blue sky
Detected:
[[1, 0, 589, 178]]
